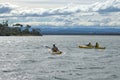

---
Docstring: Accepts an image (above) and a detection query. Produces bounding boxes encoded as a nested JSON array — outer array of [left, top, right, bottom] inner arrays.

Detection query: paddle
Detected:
[[45, 46, 51, 49]]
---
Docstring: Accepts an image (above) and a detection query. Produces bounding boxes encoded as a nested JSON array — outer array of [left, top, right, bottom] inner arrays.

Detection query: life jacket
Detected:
[[52, 47, 58, 52]]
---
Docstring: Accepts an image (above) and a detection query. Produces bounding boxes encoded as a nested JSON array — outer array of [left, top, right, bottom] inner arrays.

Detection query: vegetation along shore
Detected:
[[0, 20, 42, 36]]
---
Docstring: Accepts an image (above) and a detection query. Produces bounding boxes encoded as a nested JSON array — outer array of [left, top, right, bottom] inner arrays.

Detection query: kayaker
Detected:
[[52, 44, 59, 52], [86, 42, 92, 47], [95, 42, 99, 48]]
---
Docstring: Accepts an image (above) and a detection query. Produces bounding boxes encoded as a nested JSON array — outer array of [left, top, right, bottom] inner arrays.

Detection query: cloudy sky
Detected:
[[0, 0, 104, 8], [0, 0, 120, 28]]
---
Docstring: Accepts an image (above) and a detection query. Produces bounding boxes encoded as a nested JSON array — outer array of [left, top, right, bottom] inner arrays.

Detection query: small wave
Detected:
[[89, 66, 105, 69], [39, 70, 50, 74], [75, 67, 87, 70], [110, 74, 119, 79], [21, 59, 37, 64], [61, 70, 66, 73], [47, 54, 66, 59], [68, 73, 73, 75], [54, 76, 68, 80], [2, 70, 12, 73], [47, 57, 57, 59], [75, 73, 82, 76], [101, 55, 113, 58], [2, 69, 21, 73]]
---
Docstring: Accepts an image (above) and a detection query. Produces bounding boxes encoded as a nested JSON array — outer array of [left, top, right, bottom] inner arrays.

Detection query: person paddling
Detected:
[[52, 44, 59, 52], [95, 42, 99, 48], [86, 42, 92, 47]]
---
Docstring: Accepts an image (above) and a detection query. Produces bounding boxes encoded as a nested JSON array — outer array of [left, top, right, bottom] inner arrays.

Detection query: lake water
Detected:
[[0, 35, 120, 80]]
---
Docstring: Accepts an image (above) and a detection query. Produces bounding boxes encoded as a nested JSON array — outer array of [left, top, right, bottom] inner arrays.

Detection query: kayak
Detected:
[[79, 45, 106, 49], [79, 46, 94, 49], [95, 47, 106, 49], [52, 51, 62, 54]]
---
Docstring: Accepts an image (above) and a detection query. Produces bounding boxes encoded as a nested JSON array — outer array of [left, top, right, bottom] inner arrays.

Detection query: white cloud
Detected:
[[89, 0, 120, 12], [13, 22, 66, 27], [11, 16, 120, 27], [75, 21, 95, 26], [107, 21, 120, 26], [10, 5, 84, 17], [0, 0, 120, 27], [0, 0, 119, 17]]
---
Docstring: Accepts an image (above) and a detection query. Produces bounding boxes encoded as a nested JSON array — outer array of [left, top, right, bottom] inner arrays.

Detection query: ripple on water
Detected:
[[54, 76, 68, 80], [20, 59, 38, 64], [0, 36, 120, 80], [2, 68, 22, 73], [87, 74, 119, 80], [75, 67, 87, 70], [108, 74, 119, 79], [89, 66, 105, 69]]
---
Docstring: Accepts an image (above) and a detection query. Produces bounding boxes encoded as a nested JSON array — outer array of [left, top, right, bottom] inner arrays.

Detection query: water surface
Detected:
[[0, 35, 120, 80]]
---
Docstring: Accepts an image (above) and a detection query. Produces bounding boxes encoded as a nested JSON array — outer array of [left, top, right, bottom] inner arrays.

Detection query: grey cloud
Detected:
[[0, 3, 17, 13]]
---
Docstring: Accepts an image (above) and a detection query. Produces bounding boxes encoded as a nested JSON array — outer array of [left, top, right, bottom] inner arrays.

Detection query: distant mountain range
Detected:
[[39, 26, 120, 35]]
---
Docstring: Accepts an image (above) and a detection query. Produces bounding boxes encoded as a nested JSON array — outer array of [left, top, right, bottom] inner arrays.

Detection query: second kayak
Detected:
[[79, 45, 106, 49], [79, 46, 94, 49]]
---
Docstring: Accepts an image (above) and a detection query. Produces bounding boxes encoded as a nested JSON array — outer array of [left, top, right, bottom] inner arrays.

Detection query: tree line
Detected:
[[0, 21, 42, 36]]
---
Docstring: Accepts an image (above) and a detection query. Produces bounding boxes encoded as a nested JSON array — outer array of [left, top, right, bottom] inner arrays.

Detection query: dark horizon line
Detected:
[[43, 34, 120, 35]]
